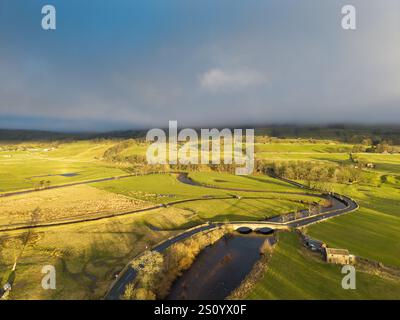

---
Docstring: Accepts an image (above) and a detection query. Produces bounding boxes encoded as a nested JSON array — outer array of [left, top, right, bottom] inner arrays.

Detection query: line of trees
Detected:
[[352, 141, 397, 153], [256, 160, 363, 185], [102, 139, 373, 186]]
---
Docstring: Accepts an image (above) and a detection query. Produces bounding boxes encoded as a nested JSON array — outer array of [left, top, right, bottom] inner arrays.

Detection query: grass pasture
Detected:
[[173, 197, 308, 222], [305, 182, 400, 267], [92, 173, 228, 203], [254, 142, 354, 153], [247, 232, 400, 299], [0, 206, 200, 300], [0, 141, 125, 193], [0, 185, 150, 228], [187, 172, 306, 193], [93, 172, 318, 222]]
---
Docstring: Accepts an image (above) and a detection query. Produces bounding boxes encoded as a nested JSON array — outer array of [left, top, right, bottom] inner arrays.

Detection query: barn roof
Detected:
[[325, 248, 349, 255]]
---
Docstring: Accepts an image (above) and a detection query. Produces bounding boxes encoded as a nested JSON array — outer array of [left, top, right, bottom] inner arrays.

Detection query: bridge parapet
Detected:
[[228, 222, 288, 231]]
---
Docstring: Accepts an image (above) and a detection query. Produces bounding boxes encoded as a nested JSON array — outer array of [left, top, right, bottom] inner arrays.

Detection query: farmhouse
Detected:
[[325, 248, 355, 265]]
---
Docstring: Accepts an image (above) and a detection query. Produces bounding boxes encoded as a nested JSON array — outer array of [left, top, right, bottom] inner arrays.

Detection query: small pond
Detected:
[[27, 172, 80, 179]]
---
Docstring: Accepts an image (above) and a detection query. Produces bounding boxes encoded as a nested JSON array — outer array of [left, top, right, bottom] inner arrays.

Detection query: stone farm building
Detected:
[[325, 248, 356, 265]]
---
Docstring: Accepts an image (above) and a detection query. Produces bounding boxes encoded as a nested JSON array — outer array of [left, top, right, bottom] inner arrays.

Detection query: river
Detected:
[[167, 234, 271, 300]]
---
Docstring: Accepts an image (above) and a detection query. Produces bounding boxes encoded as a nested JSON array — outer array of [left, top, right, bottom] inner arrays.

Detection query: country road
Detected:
[[105, 173, 358, 300]]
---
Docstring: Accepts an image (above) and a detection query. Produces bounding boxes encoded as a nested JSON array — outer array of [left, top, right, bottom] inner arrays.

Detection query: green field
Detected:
[[305, 181, 400, 267], [93, 173, 318, 222], [0, 141, 125, 192], [0, 136, 399, 300], [93, 173, 227, 203], [188, 172, 307, 193], [248, 232, 400, 299], [255, 142, 354, 153], [173, 198, 306, 222]]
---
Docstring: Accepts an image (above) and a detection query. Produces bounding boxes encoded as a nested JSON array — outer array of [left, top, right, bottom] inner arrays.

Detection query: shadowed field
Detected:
[[0, 206, 201, 299]]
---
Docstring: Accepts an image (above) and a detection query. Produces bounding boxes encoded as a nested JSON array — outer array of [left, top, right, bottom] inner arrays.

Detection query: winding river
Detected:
[[167, 234, 271, 300]]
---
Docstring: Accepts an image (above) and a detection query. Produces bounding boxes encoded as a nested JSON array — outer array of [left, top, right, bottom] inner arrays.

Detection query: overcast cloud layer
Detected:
[[0, 0, 399, 131]]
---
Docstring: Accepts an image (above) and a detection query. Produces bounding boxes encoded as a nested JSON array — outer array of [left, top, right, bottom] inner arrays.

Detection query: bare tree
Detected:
[[131, 251, 164, 289]]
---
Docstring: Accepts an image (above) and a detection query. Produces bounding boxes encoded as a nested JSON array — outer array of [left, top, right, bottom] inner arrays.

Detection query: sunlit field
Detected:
[[1, 135, 399, 300], [0, 141, 126, 193], [0, 184, 149, 229], [248, 232, 400, 299]]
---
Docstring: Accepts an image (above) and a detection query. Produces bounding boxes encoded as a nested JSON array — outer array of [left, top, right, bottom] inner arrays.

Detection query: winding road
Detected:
[[105, 173, 358, 300]]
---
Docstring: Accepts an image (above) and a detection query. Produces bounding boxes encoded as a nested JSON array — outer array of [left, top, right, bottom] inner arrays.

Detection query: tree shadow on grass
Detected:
[[243, 175, 298, 190]]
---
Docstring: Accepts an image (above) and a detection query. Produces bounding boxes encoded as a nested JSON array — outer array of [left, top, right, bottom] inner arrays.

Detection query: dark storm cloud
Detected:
[[0, 0, 399, 131]]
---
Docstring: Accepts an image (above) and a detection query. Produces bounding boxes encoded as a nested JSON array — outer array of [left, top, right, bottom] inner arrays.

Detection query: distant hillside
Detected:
[[254, 124, 400, 145], [1, 124, 399, 145], [0, 129, 80, 141], [0, 129, 145, 142]]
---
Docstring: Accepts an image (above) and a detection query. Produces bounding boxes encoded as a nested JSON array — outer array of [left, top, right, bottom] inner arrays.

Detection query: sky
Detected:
[[0, 0, 399, 131]]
